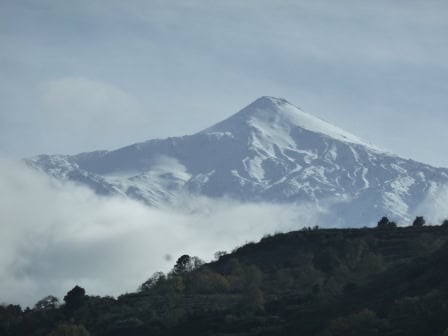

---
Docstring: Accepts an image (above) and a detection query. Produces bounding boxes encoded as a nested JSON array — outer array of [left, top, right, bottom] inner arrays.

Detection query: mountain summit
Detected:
[[205, 96, 373, 148], [27, 97, 448, 226]]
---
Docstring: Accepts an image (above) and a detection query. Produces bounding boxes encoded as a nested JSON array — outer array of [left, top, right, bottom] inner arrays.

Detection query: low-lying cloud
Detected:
[[0, 159, 322, 307], [414, 184, 448, 225]]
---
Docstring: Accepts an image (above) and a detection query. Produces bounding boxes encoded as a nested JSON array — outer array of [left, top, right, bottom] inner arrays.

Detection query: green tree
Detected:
[[389, 221, 398, 228], [344, 239, 368, 270], [314, 248, 341, 273], [188, 268, 230, 293], [106, 318, 144, 335], [34, 295, 59, 311], [328, 309, 389, 336], [377, 216, 390, 229], [241, 265, 265, 312], [413, 216, 426, 227], [63, 286, 86, 312], [173, 254, 192, 274], [377, 217, 396, 229], [214, 251, 227, 260], [172, 255, 204, 275], [139, 271, 165, 292], [48, 323, 90, 336]]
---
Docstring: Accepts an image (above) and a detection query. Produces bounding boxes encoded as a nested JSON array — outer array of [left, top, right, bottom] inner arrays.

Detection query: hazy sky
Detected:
[[1, 0, 448, 167]]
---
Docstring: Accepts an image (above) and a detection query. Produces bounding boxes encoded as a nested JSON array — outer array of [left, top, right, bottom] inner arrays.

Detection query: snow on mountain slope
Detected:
[[205, 96, 376, 149], [26, 97, 448, 227]]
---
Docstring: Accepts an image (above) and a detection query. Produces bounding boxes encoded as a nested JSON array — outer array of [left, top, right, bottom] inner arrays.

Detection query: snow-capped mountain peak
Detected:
[[27, 97, 448, 227], [204, 96, 376, 149]]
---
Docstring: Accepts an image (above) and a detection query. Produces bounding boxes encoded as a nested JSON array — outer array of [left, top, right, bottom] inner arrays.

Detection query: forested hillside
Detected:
[[3, 219, 448, 336]]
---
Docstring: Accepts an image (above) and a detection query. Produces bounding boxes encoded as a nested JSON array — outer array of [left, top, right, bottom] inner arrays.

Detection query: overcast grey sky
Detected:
[[1, 0, 448, 166]]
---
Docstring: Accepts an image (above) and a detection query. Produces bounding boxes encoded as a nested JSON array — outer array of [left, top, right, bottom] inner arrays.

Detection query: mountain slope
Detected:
[[26, 96, 448, 226]]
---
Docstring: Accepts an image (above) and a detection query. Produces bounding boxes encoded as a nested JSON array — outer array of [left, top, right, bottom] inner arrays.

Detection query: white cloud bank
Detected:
[[414, 184, 448, 225], [0, 159, 321, 307], [2, 157, 446, 307]]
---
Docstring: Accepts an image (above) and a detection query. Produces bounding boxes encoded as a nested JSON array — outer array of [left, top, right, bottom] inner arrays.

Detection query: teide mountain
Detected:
[[27, 97, 448, 226]]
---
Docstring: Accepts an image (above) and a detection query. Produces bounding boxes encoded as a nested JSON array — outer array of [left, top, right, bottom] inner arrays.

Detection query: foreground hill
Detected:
[[27, 97, 448, 226], [3, 223, 448, 335]]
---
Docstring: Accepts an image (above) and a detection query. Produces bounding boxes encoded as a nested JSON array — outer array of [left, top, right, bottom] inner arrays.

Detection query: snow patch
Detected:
[[390, 176, 415, 195]]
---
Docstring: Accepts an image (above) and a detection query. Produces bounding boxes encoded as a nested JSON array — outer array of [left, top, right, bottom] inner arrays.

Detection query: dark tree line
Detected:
[[376, 215, 447, 229]]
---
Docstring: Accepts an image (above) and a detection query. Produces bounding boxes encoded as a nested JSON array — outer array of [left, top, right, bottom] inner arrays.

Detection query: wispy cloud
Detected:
[[414, 184, 448, 224], [0, 159, 319, 306]]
